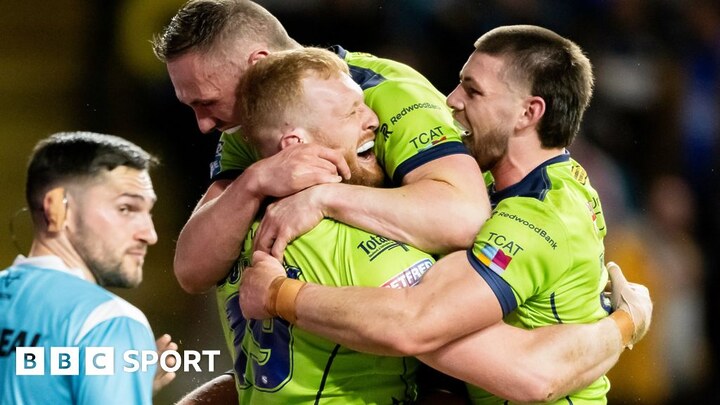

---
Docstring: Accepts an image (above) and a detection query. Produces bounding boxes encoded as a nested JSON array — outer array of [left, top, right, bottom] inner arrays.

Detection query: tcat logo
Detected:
[[409, 126, 447, 150]]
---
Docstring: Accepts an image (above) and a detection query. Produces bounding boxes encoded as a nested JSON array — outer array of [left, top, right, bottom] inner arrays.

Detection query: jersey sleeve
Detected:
[[365, 79, 469, 185], [466, 197, 570, 317], [72, 303, 156, 405], [210, 130, 261, 181]]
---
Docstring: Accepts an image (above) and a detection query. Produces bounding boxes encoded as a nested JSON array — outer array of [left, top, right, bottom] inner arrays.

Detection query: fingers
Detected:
[[606, 261, 628, 290], [270, 237, 288, 261], [251, 249, 275, 266], [313, 146, 351, 180]]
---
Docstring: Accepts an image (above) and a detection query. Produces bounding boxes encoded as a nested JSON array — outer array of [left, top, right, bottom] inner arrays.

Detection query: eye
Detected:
[[119, 205, 130, 215]]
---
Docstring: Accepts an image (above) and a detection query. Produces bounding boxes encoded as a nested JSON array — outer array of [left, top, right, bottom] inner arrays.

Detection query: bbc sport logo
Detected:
[[15, 347, 220, 375]]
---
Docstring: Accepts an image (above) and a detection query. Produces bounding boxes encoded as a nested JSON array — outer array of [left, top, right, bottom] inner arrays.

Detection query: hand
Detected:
[[153, 334, 178, 396], [254, 186, 325, 259], [239, 250, 287, 319], [248, 143, 350, 198], [606, 261, 653, 348]]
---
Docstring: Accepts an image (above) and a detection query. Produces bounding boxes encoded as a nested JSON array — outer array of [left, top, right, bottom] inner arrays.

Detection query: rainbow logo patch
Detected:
[[476, 243, 513, 275]]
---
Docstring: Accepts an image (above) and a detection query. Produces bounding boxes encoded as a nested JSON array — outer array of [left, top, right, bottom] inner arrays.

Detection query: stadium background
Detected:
[[0, 0, 717, 403]]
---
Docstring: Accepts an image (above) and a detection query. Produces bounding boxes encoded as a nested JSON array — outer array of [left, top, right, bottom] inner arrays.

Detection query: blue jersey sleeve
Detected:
[[73, 308, 156, 404]]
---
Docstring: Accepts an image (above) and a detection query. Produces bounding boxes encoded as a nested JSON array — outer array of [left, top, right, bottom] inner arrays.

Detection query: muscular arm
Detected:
[[241, 250, 501, 355], [174, 144, 351, 294], [255, 153, 490, 258], [174, 176, 259, 294], [322, 153, 488, 253], [419, 319, 624, 403]]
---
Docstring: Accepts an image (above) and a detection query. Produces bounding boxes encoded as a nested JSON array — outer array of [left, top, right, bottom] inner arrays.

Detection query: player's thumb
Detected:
[[251, 249, 275, 266], [607, 261, 628, 293]]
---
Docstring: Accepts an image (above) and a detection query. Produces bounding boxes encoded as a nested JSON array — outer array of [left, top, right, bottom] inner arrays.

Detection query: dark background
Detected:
[[1, 1, 718, 403]]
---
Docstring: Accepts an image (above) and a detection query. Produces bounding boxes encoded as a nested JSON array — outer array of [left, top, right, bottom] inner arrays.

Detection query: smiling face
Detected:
[[67, 166, 158, 288], [299, 74, 384, 187], [447, 51, 529, 172], [167, 50, 247, 134]]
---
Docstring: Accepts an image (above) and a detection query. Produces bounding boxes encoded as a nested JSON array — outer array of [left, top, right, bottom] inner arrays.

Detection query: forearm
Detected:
[[419, 318, 623, 403], [174, 174, 262, 293], [290, 254, 497, 356], [321, 156, 489, 254], [293, 284, 422, 356]]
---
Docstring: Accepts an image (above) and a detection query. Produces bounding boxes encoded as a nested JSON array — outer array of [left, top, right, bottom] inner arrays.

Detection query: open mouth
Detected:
[[356, 140, 375, 160], [224, 125, 242, 134], [454, 120, 472, 137]]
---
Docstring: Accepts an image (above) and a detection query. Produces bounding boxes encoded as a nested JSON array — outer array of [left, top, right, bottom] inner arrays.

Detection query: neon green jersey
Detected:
[[217, 220, 435, 404], [210, 45, 468, 185], [465, 154, 611, 405]]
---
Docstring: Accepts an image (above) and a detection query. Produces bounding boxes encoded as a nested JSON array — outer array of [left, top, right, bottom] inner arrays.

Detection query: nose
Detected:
[[194, 108, 218, 134], [362, 105, 379, 131], [446, 85, 464, 112], [137, 215, 158, 246]]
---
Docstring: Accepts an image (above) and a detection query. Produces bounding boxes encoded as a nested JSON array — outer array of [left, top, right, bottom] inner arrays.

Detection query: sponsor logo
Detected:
[[475, 243, 513, 275], [381, 259, 433, 288], [389, 102, 442, 125], [379, 123, 393, 141], [357, 235, 409, 261], [15, 346, 220, 375], [0, 328, 41, 357], [209, 140, 225, 178], [408, 126, 447, 150], [487, 232, 524, 255], [494, 211, 558, 250], [571, 164, 588, 185]]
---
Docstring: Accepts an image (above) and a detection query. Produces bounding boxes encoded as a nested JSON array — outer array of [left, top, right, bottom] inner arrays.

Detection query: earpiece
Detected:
[[45, 187, 67, 233]]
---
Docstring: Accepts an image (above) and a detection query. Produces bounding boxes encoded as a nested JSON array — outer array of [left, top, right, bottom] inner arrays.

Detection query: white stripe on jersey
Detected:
[[74, 297, 151, 345]]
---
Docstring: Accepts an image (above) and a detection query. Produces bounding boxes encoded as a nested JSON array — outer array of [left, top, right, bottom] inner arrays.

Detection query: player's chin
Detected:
[[121, 258, 144, 288]]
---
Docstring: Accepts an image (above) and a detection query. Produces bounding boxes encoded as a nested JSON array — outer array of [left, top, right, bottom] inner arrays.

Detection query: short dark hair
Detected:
[[474, 25, 594, 148], [26, 132, 158, 214], [152, 0, 299, 62]]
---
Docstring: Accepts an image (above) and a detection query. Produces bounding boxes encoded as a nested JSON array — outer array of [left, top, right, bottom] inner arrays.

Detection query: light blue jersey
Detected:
[[0, 256, 156, 405]]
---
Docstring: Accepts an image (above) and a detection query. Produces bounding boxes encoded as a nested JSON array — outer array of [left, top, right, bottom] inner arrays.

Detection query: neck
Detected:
[[490, 133, 564, 191], [29, 236, 97, 283]]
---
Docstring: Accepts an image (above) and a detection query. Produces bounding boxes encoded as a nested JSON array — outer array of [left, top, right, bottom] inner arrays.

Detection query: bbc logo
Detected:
[[15, 346, 221, 375], [16, 347, 115, 375]]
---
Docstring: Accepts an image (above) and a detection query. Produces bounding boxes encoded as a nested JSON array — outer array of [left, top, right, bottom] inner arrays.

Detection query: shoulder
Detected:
[[74, 295, 151, 345]]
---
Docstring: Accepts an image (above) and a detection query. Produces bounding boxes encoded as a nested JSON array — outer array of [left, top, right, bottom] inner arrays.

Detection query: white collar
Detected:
[[13, 255, 88, 281]]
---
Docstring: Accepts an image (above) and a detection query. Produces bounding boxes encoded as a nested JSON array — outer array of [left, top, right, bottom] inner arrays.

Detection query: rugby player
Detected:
[[192, 47, 648, 404], [239, 26, 653, 404], [151, 0, 489, 295], [0, 132, 166, 404]]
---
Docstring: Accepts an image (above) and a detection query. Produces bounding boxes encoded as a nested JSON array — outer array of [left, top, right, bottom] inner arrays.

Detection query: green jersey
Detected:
[[465, 154, 611, 404], [210, 45, 468, 185], [217, 220, 435, 404]]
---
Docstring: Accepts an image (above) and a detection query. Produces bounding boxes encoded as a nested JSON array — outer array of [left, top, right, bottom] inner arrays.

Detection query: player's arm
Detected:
[[75, 315, 157, 405], [420, 319, 622, 403], [240, 250, 502, 356], [256, 153, 487, 259], [254, 81, 490, 259], [419, 262, 653, 403], [174, 143, 351, 294]]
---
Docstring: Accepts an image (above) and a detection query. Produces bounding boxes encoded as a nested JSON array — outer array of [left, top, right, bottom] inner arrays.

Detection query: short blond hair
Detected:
[[237, 47, 349, 150]]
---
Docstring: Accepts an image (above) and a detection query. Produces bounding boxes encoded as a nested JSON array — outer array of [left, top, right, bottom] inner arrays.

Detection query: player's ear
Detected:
[[44, 187, 67, 233], [248, 49, 269, 66], [279, 129, 310, 150], [517, 95, 545, 131]]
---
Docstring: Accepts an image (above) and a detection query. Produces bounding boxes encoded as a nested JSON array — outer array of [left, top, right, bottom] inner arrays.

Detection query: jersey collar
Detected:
[[13, 255, 87, 280], [489, 152, 570, 207]]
